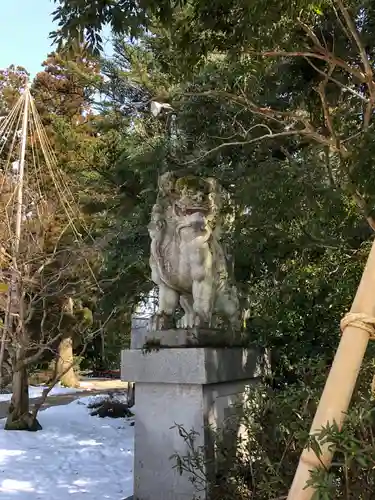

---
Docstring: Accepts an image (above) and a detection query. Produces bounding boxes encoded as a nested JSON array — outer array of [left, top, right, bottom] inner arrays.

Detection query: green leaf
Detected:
[[312, 5, 323, 15]]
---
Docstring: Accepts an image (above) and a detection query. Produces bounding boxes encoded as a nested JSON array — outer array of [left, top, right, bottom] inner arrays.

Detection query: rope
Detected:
[[341, 313, 375, 396], [340, 312, 375, 340]]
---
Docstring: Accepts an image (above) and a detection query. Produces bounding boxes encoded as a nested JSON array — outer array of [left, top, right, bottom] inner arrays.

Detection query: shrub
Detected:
[[87, 393, 134, 419], [173, 357, 375, 499]]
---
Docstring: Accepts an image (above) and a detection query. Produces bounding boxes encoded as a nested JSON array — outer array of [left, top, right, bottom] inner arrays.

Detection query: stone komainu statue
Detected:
[[148, 172, 239, 330]]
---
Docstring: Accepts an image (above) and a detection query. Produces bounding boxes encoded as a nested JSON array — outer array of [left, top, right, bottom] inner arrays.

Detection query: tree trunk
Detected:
[[56, 336, 80, 388], [0, 328, 7, 389], [5, 348, 41, 431]]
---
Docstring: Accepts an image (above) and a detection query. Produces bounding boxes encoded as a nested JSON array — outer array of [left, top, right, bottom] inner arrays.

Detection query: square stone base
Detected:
[[121, 346, 268, 500]]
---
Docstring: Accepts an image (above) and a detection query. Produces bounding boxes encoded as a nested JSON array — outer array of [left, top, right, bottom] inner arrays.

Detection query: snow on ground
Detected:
[[0, 395, 134, 499], [0, 384, 86, 402]]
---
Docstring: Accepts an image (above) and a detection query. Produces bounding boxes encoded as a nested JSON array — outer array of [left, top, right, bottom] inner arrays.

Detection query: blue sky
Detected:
[[0, 1, 56, 77], [0, 0, 112, 78]]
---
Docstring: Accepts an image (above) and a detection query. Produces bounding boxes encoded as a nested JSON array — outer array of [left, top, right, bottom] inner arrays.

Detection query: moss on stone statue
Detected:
[[186, 328, 248, 348], [140, 328, 247, 350], [142, 338, 162, 354], [175, 175, 210, 194]]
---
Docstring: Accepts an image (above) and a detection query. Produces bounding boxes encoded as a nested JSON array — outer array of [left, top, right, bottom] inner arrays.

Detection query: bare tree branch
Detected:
[[31, 341, 89, 419], [297, 19, 326, 53], [303, 57, 369, 103], [334, 0, 372, 78], [316, 63, 339, 148], [333, 0, 374, 130], [184, 130, 303, 164], [260, 50, 366, 82]]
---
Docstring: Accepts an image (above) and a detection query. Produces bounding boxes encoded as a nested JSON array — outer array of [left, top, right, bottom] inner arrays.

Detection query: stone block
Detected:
[[121, 345, 269, 500], [121, 347, 268, 384]]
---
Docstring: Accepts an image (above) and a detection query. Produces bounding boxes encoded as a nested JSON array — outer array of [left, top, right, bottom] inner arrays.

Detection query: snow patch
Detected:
[[0, 383, 86, 402], [0, 396, 134, 499]]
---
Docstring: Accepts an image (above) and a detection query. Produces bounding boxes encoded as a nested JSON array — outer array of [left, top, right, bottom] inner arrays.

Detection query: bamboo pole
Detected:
[[287, 239, 375, 500]]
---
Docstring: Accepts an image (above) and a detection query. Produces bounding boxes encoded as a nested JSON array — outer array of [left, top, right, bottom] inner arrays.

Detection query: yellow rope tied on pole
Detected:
[[340, 312, 375, 340], [341, 312, 375, 395]]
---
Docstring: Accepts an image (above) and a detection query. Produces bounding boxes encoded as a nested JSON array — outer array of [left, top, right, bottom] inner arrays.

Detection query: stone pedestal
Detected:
[[121, 329, 269, 500]]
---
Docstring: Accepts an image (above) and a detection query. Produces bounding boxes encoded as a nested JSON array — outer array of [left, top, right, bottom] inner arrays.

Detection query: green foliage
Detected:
[[61, 4, 375, 373], [0, 65, 28, 115], [173, 358, 375, 499]]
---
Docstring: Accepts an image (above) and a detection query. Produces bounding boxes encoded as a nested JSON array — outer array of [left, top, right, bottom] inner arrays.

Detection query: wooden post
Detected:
[[287, 239, 375, 500], [4, 84, 37, 430]]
